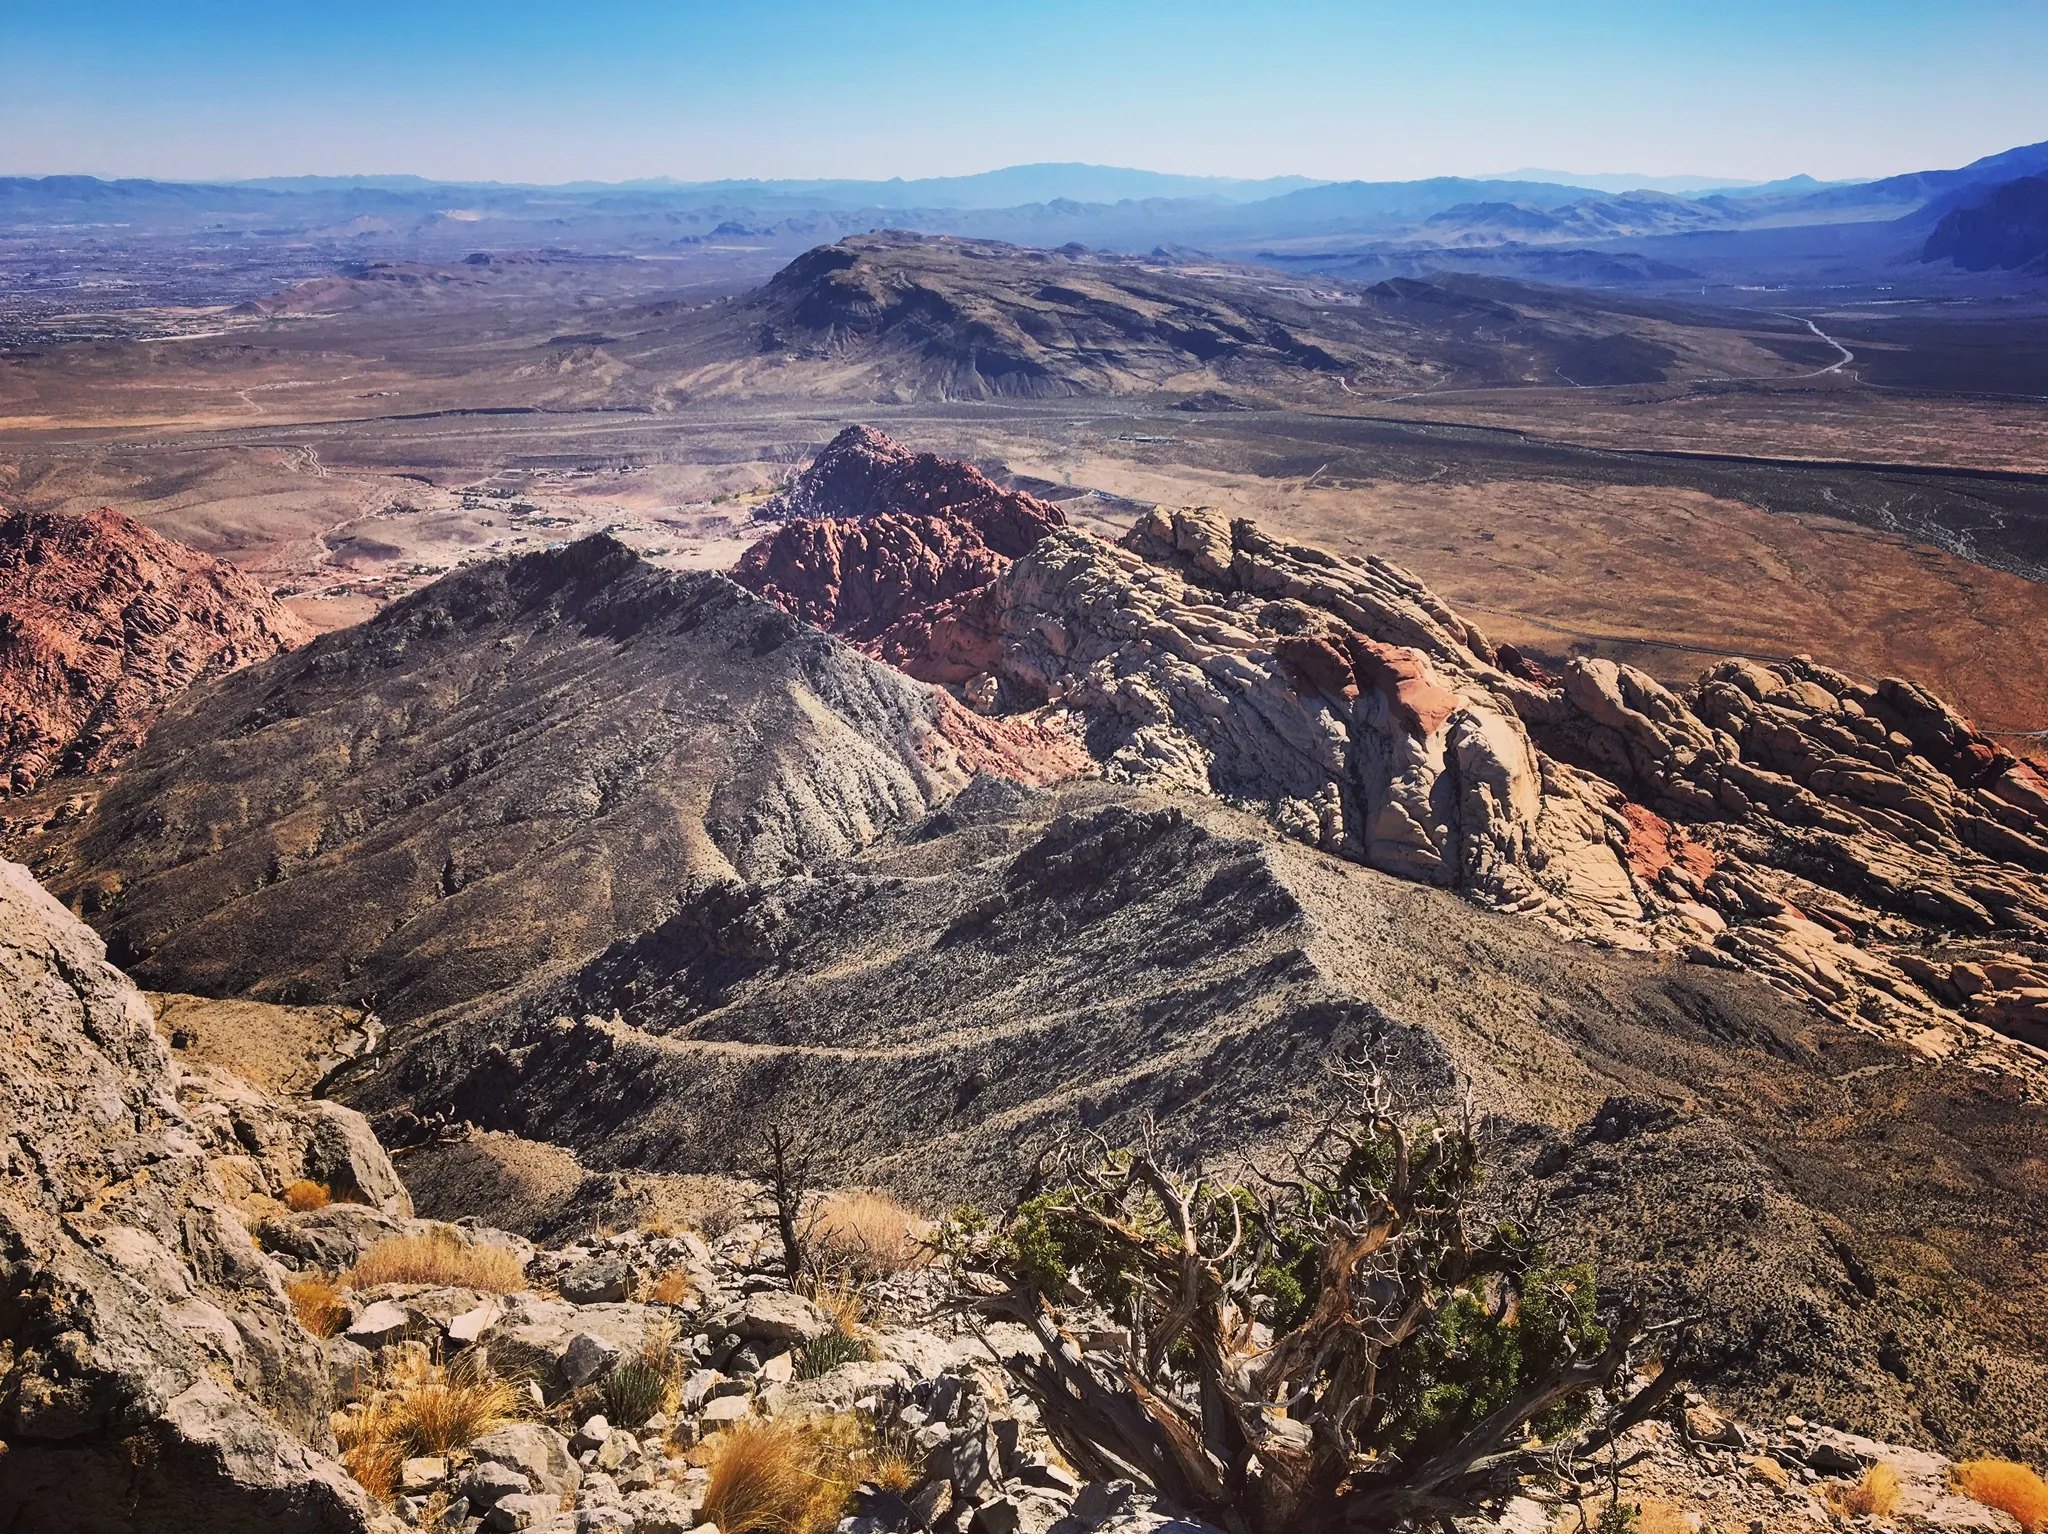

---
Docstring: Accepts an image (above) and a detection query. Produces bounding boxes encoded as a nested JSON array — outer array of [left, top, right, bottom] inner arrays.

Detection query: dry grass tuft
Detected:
[[803, 1276, 865, 1333], [647, 1264, 696, 1306], [1825, 1461, 1901, 1517], [808, 1189, 930, 1280], [285, 1273, 349, 1338], [284, 1179, 334, 1211], [1953, 1459, 2048, 1533], [347, 1227, 523, 1293], [333, 1346, 519, 1500], [701, 1416, 867, 1534]]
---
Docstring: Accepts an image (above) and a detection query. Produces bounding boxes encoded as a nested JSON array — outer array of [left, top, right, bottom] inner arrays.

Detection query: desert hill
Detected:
[[696, 232, 1809, 398], [0, 505, 309, 795], [1924, 173, 2048, 272]]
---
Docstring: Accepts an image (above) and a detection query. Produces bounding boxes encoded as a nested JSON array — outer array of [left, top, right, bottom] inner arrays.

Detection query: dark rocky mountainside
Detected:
[[15, 536, 1082, 1021], [0, 506, 309, 795], [12, 430, 2048, 1477], [594, 232, 1809, 402], [1923, 173, 2048, 272]]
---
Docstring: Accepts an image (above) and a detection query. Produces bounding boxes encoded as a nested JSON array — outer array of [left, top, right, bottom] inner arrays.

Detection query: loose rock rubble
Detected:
[[292, 1213, 1236, 1534], [1466, 1401, 2033, 1533]]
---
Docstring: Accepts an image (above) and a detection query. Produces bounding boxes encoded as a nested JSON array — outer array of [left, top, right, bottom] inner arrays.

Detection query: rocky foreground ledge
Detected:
[[0, 851, 2037, 1534]]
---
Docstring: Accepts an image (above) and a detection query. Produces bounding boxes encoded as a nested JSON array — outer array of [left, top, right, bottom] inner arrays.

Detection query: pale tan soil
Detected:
[[146, 991, 362, 1097], [1364, 383, 2048, 473]]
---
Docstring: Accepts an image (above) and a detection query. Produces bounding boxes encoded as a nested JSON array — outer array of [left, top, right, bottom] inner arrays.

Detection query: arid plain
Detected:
[[4, 243, 2046, 737]]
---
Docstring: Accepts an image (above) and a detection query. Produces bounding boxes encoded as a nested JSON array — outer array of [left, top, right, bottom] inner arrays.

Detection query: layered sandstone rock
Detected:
[[958, 507, 2048, 1066], [748, 454, 2048, 1070], [0, 506, 310, 795], [0, 857, 378, 1533]]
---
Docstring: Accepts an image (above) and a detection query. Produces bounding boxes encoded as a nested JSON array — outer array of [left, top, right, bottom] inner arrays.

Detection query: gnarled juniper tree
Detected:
[[952, 1061, 1688, 1533]]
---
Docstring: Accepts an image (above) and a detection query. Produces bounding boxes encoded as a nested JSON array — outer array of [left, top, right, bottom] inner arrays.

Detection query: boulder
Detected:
[[559, 1256, 633, 1305], [471, 1422, 581, 1496], [0, 858, 377, 1533], [177, 1062, 412, 1218], [561, 1332, 622, 1388], [728, 1290, 833, 1345], [345, 1298, 413, 1349]]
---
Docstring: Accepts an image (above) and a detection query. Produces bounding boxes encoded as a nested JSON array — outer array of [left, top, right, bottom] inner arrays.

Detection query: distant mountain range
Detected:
[[226, 164, 1330, 208], [8, 140, 2048, 296]]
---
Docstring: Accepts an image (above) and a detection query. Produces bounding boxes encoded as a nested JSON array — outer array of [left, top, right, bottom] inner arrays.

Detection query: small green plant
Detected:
[[1594, 1500, 1641, 1534], [600, 1356, 669, 1428], [795, 1326, 873, 1380]]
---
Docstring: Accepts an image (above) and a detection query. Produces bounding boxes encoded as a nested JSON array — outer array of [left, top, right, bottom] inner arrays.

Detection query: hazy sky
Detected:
[[5, 0, 2045, 185]]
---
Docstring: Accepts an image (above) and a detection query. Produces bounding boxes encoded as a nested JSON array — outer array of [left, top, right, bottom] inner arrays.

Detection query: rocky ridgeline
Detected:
[[731, 445, 2048, 1079], [0, 506, 309, 795]]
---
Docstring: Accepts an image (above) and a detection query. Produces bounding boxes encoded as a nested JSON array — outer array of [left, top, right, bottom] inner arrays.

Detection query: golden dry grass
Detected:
[[803, 1276, 865, 1333], [333, 1347, 519, 1500], [647, 1265, 696, 1306], [808, 1189, 929, 1280], [701, 1416, 867, 1534], [284, 1179, 333, 1212], [1824, 1462, 1901, 1517], [346, 1227, 523, 1293], [285, 1273, 349, 1338], [1953, 1459, 2048, 1533]]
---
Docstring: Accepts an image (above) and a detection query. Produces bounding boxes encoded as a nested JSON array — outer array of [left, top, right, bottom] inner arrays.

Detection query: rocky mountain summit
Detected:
[[0, 505, 309, 795], [733, 426, 1066, 683]]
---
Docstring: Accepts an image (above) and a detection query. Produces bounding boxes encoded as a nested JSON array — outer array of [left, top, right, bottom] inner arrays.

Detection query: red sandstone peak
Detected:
[[0, 506, 311, 794], [734, 425, 1065, 672], [762, 424, 1064, 557]]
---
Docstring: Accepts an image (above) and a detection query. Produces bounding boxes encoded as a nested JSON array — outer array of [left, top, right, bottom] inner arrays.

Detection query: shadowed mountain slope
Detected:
[[18, 536, 1081, 1021], [1924, 173, 2048, 272], [346, 775, 2048, 1460]]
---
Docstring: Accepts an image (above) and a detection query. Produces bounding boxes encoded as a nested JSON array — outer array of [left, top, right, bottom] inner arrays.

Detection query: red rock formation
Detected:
[[1274, 631, 1459, 738], [0, 506, 310, 794], [1620, 802, 1719, 884], [734, 425, 1064, 678]]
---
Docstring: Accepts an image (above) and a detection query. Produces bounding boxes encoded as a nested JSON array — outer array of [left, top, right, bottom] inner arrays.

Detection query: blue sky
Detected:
[[4, 0, 2045, 184]]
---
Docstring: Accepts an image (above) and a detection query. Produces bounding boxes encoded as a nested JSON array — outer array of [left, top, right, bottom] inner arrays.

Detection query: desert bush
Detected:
[[701, 1416, 866, 1534], [1953, 1459, 2048, 1533], [347, 1226, 523, 1292], [1824, 1461, 1901, 1517], [333, 1346, 519, 1499], [598, 1324, 685, 1428], [957, 1060, 1687, 1533], [285, 1273, 348, 1338], [808, 1188, 929, 1279], [284, 1179, 334, 1211]]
